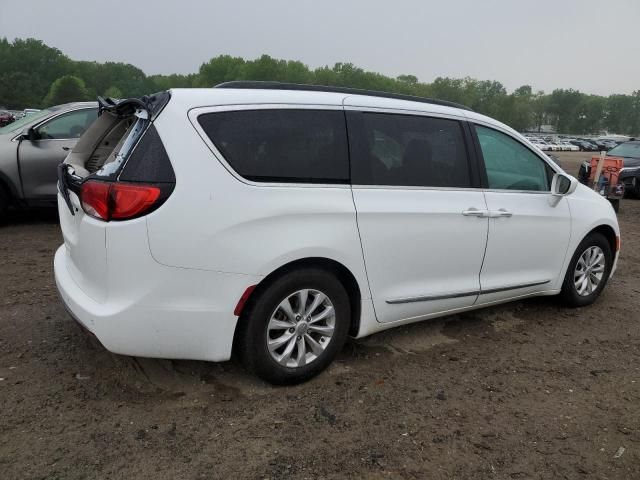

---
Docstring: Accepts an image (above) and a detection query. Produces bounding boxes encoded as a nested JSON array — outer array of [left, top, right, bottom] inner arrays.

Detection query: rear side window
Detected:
[[475, 126, 551, 191], [119, 125, 175, 183], [198, 109, 349, 183], [348, 112, 471, 188]]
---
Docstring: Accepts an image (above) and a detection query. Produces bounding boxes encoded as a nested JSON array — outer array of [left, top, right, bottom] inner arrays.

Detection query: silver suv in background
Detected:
[[0, 102, 98, 219]]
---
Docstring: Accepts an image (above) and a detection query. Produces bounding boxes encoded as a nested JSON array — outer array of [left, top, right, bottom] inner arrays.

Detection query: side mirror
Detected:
[[551, 172, 578, 196], [18, 127, 39, 141]]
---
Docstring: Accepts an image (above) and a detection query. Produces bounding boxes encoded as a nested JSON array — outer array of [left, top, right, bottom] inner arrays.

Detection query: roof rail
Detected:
[[214, 81, 472, 111]]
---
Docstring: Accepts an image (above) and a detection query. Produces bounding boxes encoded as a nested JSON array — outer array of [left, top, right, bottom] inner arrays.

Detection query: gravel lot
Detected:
[[1, 152, 639, 479]]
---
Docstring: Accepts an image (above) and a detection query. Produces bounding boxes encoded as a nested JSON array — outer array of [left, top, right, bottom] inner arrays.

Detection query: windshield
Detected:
[[607, 142, 640, 158], [0, 109, 51, 134]]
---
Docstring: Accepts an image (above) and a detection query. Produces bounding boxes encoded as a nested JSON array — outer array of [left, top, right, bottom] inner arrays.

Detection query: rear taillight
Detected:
[[80, 180, 110, 220], [80, 180, 166, 221], [110, 183, 160, 219]]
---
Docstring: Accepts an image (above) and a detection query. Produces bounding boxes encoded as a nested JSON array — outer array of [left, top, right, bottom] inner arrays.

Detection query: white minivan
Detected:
[[55, 83, 620, 384]]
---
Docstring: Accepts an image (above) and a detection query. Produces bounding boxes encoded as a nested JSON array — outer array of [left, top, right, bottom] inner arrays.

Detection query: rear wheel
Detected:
[[560, 233, 613, 307], [238, 268, 351, 385]]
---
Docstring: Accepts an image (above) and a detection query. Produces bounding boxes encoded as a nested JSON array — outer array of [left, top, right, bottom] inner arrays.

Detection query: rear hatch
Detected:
[[58, 92, 174, 302]]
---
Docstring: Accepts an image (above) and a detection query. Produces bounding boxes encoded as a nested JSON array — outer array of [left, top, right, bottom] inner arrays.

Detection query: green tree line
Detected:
[[1, 38, 639, 135]]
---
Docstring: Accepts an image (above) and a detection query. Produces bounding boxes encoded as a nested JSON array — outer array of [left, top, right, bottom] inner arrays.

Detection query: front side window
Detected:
[[37, 108, 98, 139], [198, 109, 349, 183], [349, 112, 471, 188], [475, 125, 551, 191]]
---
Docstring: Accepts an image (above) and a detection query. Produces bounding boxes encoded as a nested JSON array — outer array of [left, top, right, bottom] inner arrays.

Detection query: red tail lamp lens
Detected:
[[80, 181, 110, 220], [80, 181, 161, 221], [110, 183, 160, 220]]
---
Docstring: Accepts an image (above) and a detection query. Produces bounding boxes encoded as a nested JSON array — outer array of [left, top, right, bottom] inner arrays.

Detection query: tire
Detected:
[[560, 232, 613, 308], [238, 268, 351, 385], [0, 188, 8, 224]]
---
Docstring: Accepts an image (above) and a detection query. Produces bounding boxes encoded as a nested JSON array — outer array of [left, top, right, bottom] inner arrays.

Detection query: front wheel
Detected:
[[238, 268, 351, 385], [560, 233, 613, 307]]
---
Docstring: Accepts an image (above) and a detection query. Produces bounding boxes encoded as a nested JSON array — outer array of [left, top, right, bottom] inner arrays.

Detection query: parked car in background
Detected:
[[0, 102, 98, 219], [540, 138, 560, 151], [591, 139, 610, 151], [55, 84, 619, 384], [601, 139, 619, 150], [0, 110, 15, 127], [569, 140, 596, 151], [580, 139, 602, 151], [23, 108, 41, 116], [558, 140, 577, 151], [612, 142, 640, 197], [578, 141, 640, 197], [530, 138, 551, 151]]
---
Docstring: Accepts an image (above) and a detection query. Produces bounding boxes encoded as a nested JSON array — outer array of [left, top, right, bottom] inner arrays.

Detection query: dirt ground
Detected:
[[1, 152, 639, 479]]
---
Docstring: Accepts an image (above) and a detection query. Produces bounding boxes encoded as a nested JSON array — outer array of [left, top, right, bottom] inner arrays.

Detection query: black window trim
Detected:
[[190, 104, 353, 189], [470, 121, 561, 193], [346, 109, 482, 190]]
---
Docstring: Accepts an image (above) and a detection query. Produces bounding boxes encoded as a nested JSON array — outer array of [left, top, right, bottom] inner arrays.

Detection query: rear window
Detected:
[[198, 109, 349, 183], [348, 111, 471, 188]]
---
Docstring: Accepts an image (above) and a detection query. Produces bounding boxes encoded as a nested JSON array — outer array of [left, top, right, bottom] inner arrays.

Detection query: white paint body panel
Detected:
[[55, 208, 259, 361], [352, 187, 488, 323], [54, 88, 620, 363], [477, 191, 571, 304]]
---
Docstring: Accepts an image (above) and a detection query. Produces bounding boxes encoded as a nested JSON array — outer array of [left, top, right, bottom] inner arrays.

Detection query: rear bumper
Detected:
[[54, 245, 260, 362]]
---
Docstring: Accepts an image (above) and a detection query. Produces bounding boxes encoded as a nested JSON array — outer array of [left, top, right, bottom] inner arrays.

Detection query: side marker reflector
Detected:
[[234, 285, 257, 316]]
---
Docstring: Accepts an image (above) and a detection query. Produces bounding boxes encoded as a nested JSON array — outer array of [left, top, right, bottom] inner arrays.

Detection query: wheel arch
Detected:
[[232, 257, 363, 355], [588, 224, 618, 256]]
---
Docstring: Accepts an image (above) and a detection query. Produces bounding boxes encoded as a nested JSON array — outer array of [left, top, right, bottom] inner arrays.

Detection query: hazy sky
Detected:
[[1, 0, 639, 95]]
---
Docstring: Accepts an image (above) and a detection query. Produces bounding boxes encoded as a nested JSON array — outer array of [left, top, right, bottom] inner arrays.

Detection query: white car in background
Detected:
[[561, 141, 580, 152], [546, 140, 564, 151], [55, 83, 621, 384], [530, 138, 552, 151], [554, 140, 574, 151]]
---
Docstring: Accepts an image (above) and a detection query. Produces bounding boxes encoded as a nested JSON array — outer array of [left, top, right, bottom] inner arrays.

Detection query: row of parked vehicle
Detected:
[[0, 108, 41, 127], [523, 134, 626, 152]]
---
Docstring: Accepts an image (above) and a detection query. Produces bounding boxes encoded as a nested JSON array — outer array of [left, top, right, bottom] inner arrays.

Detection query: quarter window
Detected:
[[475, 126, 551, 191], [37, 108, 98, 139], [198, 109, 349, 183], [348, 112, 471, 188]]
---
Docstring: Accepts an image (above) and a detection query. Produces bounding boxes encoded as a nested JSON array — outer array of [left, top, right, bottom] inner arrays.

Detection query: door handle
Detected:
[[487, 208, 513, 218], [462, 208, 489, 217]]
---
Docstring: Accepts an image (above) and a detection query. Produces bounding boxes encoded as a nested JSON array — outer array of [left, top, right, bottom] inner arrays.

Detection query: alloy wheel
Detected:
[[266, 289, 336, 368], [574, 246, 606, 296]]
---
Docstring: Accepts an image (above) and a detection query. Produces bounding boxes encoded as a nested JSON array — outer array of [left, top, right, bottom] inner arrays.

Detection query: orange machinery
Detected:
[[589, 156, 623, 186], [588, 155, 624, 211]]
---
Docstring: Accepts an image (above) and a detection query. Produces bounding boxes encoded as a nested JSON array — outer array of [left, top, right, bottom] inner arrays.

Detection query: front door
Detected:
[[19, 108, 97, 202], [347, 110, 489, 324], [473, 125, 572, 304]]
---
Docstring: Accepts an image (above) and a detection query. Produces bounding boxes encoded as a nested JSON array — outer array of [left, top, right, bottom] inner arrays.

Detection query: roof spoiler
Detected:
[[97, 91, 171, 120]]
